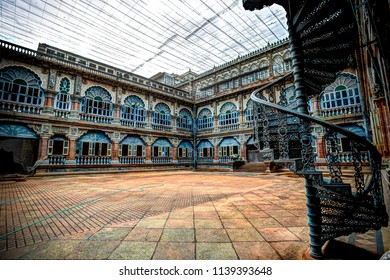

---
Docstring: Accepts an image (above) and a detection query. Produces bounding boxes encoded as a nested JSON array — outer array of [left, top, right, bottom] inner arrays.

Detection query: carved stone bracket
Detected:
[[107, 131, 125, 144], [140, 135, 157, 145]]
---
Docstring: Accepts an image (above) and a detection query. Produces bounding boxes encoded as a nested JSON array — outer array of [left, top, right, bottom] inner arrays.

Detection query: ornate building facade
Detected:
[[0, 30, 389, 175]]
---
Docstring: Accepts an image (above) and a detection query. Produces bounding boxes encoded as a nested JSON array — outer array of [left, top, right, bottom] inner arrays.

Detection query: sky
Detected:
[[0, 0, 288, 77]]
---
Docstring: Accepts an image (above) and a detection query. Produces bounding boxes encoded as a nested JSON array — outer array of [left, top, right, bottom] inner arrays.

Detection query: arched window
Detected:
[[121, 95, 146, 127], [197, 108, 213, 130], [245, 99, 254, 122], [218, 137, 240, 159], [178, 141, 193, 158], [152, 102, 172, 126], [81, 86, 113, 117], [197, 140, 214, 158], [0, 66, 45, 114], [76, 131, 112, 157], [219, 102, 239, 126], [259, 60, 270, 79], [54, 78, 71, 111], [119, 136, 145, 157], [48, 135, 69, 156], [283, 51, 292, 72], [272, 56, 284, 76], [178, 108, 193, 130], [320, 74, 361, 110], [152, 138, 172, 158]]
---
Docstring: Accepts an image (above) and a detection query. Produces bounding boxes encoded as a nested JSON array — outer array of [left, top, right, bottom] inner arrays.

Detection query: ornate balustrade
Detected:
[[219, 156, 235, 163], [178, 158, 193, 163], [197, 157, 214, 163], [79, 113, 113, 124], [120, 119, 146, 128], [219, 124, 240, 131], [151, 124, 172, 132], [53, 109, 70, 118], [75, 156, 112, 165], [1, 101, 42, 115], [119, 156, 145, 164], [48, 155, 66, 165], [321, 105, 362, 118], [151, 157, 172, 164]]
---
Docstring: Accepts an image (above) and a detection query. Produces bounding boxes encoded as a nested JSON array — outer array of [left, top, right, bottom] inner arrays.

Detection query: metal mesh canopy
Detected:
[[0, 0, 288, 77]]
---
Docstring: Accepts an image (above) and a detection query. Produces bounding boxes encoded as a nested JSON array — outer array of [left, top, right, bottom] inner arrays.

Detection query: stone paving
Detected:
[[0, 171, 388, 260]]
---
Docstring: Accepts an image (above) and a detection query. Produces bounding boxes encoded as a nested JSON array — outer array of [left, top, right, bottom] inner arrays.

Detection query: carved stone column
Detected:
[[42, 89, 55, 116], [141, 136, 157, 164], [70, 96, 81, 120]]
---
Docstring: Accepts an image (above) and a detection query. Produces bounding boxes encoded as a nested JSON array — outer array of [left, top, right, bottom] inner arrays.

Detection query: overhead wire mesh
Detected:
[[0, 0, 288, 77]]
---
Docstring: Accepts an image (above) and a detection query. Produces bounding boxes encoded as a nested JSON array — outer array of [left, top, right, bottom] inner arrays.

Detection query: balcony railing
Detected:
[[119, 156, 145, 164], [321, 105, 362, 118], [120, 119, 146, 128], [339, 151, 369, 163], [151, 124, 172, 132], [178, 157, 193, 163], [48, 155, 67, 165], [79, 113, 113, 124], [53, 109, 70, 118], [1, 101, 42, 115], [219, 156, 235, 163], [75, 156, 112, 165], [219, 124, 240, 131], [197, 157, 214, 163], [151, 157, 172, 164]]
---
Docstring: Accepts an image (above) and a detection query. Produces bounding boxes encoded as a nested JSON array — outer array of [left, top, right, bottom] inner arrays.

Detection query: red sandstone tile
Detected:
[[257, 227, 300, 242], [221, 219, 253, 229], [165, 219, 194, 229], [232, 242, 281, 260]]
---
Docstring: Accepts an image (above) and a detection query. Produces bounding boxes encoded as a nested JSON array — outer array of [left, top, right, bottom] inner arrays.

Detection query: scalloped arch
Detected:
[[220, 102, 237, 114], [85, 86, 112, 101]]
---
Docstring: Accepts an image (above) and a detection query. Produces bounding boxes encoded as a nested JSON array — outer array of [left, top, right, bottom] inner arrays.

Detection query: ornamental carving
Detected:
[[75, 76, 82, 95], [48, 69, 57, 89]]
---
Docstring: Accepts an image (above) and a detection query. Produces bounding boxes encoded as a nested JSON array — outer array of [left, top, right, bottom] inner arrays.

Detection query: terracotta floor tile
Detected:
[[226, 228, 264, 242], [196, 243, 237, 260], [160, 228, 195, 242], [109, 241, 156, 260], [153, 242, 195, 260], [218, 211, 245, 219], [195, 219, 223, 229], [124, 228, 163, 242], [196, 229, 230, 242], [221, 219, 253, 229], [257, 227, 300, 242], [233, 242, 281, 260], [165, 219, 194, 229], [249, 218, 282, 228]]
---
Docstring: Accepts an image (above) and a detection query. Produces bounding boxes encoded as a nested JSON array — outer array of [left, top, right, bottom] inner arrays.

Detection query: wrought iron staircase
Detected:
[[243, 0, 389, 258]]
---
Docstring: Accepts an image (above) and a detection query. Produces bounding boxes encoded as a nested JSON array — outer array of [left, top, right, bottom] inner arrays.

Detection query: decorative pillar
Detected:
[[146, 110, 152, 129], [70, 96, 81, 120], [145, 144, 152, 163], [213, 145, 219, 162], [38, 135, 50, 160], [111, 142, 119, 161], [68, 138, 77, 161], [43, 90, 55, 116], [113, 104, 121, 125], [141, 136, 156, 164], [172, 115, 178, 132], [172, 145, 178, 162]]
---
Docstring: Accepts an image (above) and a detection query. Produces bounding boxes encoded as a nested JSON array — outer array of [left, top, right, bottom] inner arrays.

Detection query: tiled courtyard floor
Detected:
[[0, 171, 388, 260]]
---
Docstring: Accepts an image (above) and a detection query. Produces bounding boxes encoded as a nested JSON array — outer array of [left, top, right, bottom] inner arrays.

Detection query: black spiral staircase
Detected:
[[243, 0, 389, 258]]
